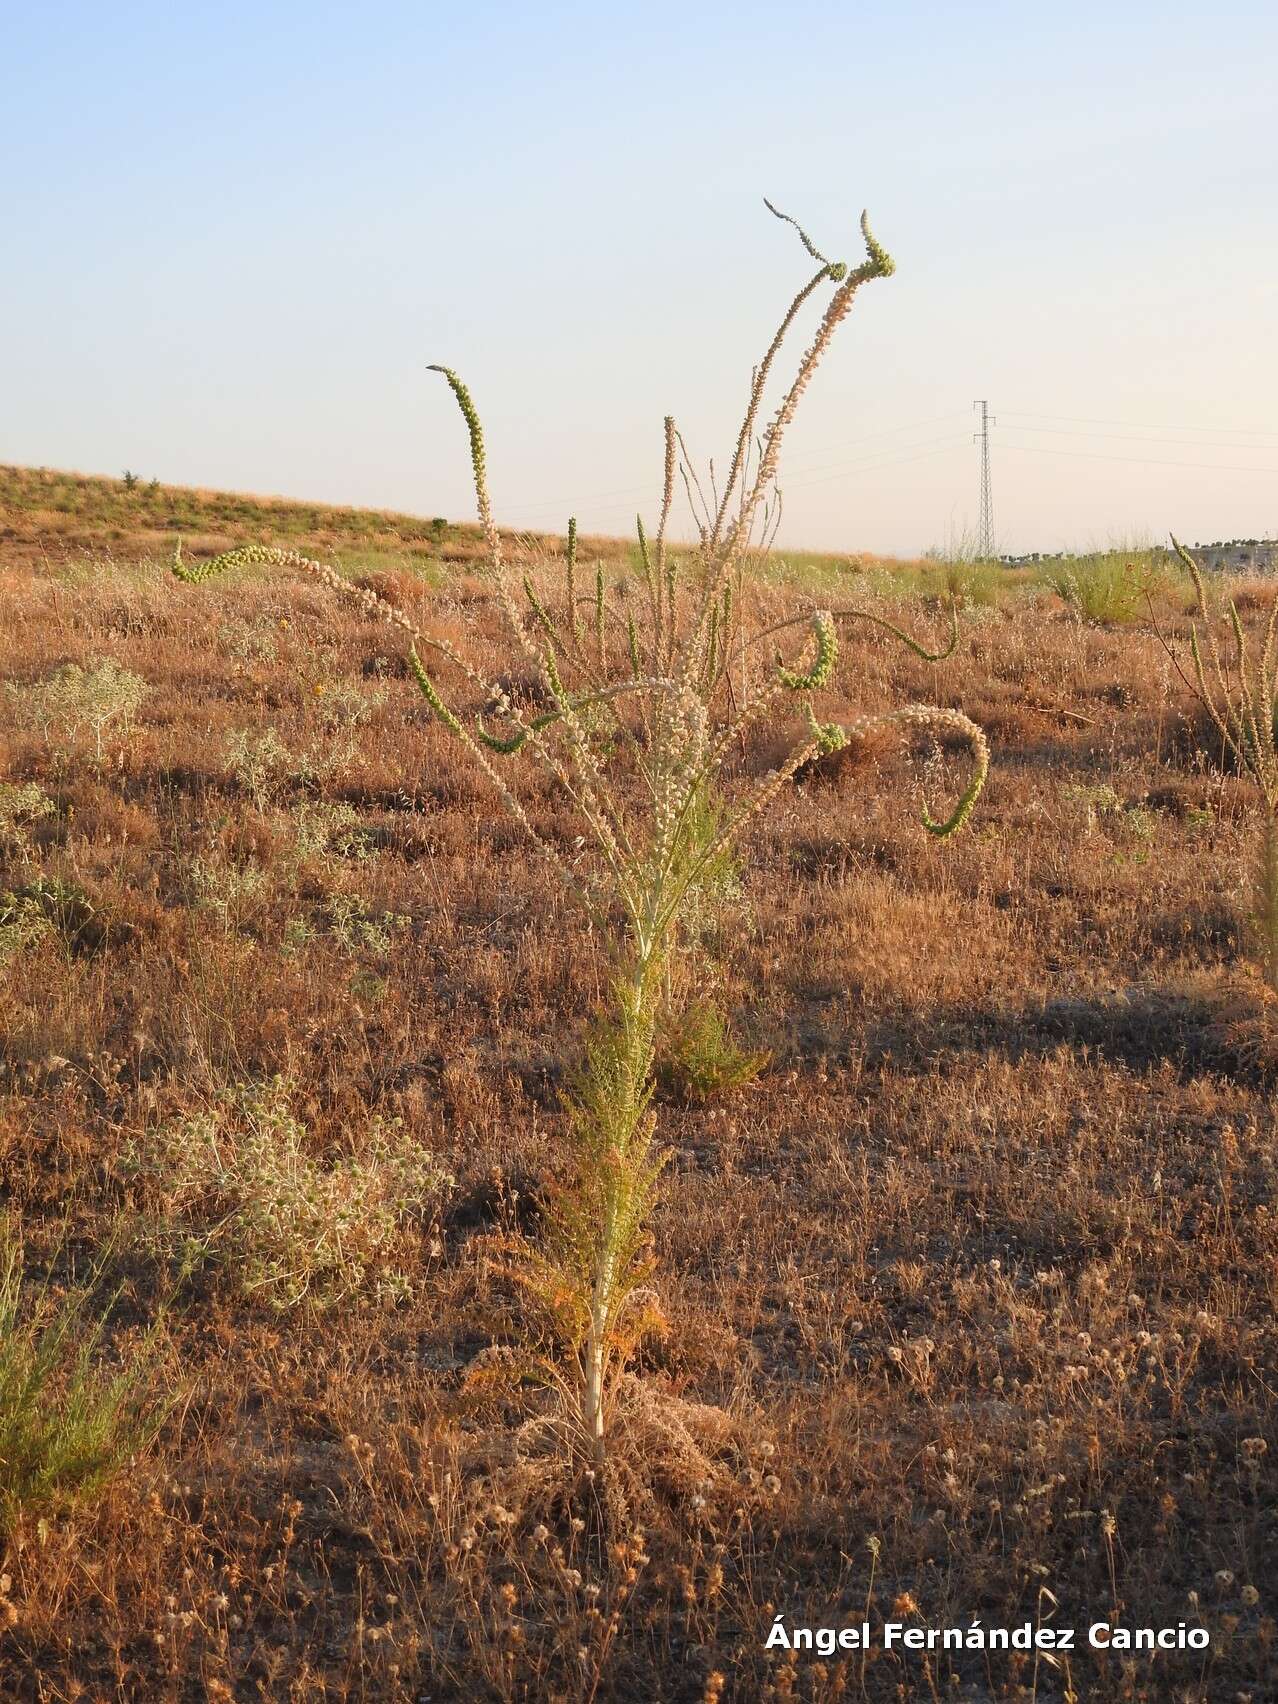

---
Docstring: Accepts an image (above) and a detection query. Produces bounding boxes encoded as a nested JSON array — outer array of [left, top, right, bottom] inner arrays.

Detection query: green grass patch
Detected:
[[0, 1220, 171, 1530], [657, 999, 769, 1103]]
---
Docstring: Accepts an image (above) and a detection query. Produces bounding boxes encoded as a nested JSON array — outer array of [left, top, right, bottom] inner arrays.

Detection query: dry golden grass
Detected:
[[0, 478, 1275, 1701]]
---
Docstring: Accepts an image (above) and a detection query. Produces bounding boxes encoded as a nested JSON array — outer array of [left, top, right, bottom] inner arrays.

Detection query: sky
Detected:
[[3, 1, 1277, 557]]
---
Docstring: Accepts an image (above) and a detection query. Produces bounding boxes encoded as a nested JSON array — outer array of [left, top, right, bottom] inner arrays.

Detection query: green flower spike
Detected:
[[779, 610, 837, 691], [408, 646, 464, 736], [803, 700, 849, 754]]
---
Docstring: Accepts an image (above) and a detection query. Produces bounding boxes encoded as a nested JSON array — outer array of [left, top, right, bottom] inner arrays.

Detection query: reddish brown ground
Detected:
[[0, 472, 1274, 1701]]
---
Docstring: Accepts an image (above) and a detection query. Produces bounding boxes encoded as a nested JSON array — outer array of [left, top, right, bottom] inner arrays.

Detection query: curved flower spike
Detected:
[[864, 598, 958, 663], [778, 610, 838, 691], [857, 210, 896, 280], [803, 699, 849, 754], [426, 366, 488, 499], [750, 599, 958, 669], [476, 676, 686, 755], [763, 196, 847, 280], [475, 709, 563, 755], [171, 538, 284, 584], [814, 703, 989, 839], [408, 646, 464, 736]]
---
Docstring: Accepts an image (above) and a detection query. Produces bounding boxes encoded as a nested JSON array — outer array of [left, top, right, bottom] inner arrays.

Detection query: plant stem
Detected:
[[580, 929, 661, 1463]]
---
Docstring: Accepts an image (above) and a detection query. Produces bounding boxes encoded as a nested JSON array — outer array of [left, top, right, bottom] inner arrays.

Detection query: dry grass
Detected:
[[0, 476, 1275, 1701]]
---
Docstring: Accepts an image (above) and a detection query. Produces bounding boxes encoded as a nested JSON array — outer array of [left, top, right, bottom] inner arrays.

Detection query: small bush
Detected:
[[216, 616, 279, 665], [187, 854, 271, 936], [0, 1218, 169, 1530], [938, 559, 1007, 609], [326, 894, 409, 955], [288, 800, 376, 868], [1044, 553, 1167, 625], [1062, 781, 1121, 829], [6, 658, 149, 763], [0, 876, 104, 957], [0, 782, 54, 864], [657, 999, 768, 1103], [313, 675, 384, 737], [121, 1078, 453, 1311], [0, 891, 55, 967], [224, 726, 297, 807], [225, 704, 370, 803]]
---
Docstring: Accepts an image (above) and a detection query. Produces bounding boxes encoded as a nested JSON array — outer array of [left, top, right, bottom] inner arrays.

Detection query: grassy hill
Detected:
[[0, 461, 619, 576], [0, 461, 939, 588]]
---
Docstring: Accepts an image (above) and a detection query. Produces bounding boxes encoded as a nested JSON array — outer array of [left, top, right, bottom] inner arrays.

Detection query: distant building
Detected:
[[1184, 539, 1278, 574], [997, 540, 1278, 573]]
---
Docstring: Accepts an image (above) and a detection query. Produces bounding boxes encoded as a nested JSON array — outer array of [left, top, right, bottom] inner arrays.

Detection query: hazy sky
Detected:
[[4, 1, 1276, 555]]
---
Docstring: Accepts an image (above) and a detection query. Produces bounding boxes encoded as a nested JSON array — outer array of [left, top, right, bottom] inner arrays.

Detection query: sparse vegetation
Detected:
[[1159, 536, 1278, 997], [0, 1218, 169, 1531], [0, 889, 55, 967], [656, 997, 768, 1103], [6, 656, 148, 764], [0, 354, 1275, 1702], [121, 1077, 452, 1311], [1044, 547, 1175, 626], [0, 783, 53, 864]]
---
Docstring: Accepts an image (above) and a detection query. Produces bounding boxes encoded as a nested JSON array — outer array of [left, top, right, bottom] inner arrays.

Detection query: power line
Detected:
[[483, 403, 1276, 523], [1001, 423, 1278, 453], [1001, 408, 1278, 439], [488, 412, 970, 520], [740, 413, 967, 483], [459, 403, 1276, 542], [780, 437, 970, 492], [1001, 442, 1278, 475], [508, 436, 971, 527]]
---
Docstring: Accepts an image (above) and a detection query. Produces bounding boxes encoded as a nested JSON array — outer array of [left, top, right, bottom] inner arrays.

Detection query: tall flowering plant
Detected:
[[174, 202, 988, 1465]]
